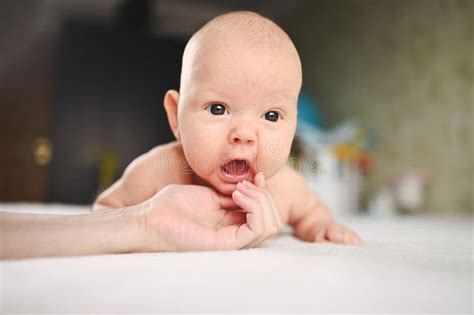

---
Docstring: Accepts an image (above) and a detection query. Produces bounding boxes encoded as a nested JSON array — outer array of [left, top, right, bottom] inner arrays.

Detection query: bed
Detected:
[[1, 203, 472, 313]]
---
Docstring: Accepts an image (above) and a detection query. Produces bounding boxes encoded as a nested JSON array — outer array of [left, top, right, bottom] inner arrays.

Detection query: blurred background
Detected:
[[0, 0, 472, 216]]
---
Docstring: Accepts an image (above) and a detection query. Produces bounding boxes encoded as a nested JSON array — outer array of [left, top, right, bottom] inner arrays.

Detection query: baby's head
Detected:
[[164, 11, 302, 195]]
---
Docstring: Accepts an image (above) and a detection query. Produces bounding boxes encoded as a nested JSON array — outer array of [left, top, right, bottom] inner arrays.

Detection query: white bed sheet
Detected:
[[0, 203, 472, 313]]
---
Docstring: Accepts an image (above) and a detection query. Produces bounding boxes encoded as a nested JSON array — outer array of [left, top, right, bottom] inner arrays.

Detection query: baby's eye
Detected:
[[207, 103, 228, 115], [262, 111, 280, 122]]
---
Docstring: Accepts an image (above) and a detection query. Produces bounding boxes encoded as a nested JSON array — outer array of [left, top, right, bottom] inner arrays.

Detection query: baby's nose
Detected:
[[229, 125, 257, 145]]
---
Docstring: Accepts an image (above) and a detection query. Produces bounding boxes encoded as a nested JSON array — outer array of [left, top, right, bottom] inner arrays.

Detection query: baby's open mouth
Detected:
[[220, 159, 250, 183]]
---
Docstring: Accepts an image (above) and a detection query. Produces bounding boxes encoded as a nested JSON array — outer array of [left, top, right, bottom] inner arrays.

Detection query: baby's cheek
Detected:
[[259, 138, 292, 174], [187, 149, 217, 175], [257, 154, 288, 179]]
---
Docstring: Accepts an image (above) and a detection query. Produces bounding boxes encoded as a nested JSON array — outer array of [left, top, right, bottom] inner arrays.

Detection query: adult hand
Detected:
[[0, 173, 283, 260], [138, 172, 282, 251]]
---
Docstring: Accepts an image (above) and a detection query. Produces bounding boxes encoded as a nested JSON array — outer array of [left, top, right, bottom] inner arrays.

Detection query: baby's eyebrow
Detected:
[[194, 83, 232, 100], [194, 81, 296, 108], [261, 91, 295, 106], [209, 87, 292, 102]]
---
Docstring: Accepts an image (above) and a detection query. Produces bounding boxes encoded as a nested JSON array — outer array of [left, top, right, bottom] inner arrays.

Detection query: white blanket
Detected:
[[1, 203, 472, 313]]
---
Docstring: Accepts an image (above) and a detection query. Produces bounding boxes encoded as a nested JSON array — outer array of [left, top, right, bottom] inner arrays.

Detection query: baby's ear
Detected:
[[163, 89, 181, 140]]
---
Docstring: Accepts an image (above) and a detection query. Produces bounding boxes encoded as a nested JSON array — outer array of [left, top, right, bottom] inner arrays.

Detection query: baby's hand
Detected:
[[312, 221, 362, 245], [233, 172, 284, 248]]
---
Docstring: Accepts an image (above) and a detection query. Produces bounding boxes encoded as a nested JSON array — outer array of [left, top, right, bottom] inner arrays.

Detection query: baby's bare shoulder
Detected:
[[93, 141, 187, 209], [133, 141, 189, 184], [267, 164, 307, 194], [144, 141, 183, 168]]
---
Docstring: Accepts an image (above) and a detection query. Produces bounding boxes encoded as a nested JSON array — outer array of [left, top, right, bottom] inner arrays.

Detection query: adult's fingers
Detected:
[[239, 180, 278, 230], [217, 193, 239, 210], [211, 221, 257, 250], [235, 181, 278, 248], [231, 189, 265, 246], [215, 210, 247, 229], [243, 177, 284, 233], [251, 173, 284, 231], [203, 190, 264, 250]]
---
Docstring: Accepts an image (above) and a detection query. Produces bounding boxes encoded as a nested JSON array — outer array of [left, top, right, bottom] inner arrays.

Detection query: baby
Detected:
[[93, 11, 361, 246]]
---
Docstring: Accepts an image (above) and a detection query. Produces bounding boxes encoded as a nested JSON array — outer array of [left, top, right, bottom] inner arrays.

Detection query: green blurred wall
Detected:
[[284, 0, 473, 214]]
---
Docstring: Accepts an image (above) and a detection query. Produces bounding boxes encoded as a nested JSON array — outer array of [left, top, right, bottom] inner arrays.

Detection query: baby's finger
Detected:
[[346, 230, 363, 245], [313, 224, 328, 243], [332, 225, 362, 245], [326, 225, 345, 243]]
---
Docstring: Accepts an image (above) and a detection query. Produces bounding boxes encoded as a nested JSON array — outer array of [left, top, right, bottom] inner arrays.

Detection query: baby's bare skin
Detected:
[[95, 142, 300, 219], [94, 141, 360, 244], [94, 11, 361, 245]]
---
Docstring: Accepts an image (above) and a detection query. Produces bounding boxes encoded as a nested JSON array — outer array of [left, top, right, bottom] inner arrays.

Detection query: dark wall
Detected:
[[48, 20, 185, 204]]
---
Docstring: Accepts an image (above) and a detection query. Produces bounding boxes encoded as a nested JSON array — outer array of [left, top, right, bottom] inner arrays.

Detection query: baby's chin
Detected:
[[191, 172, 236, 196], [213, 182, 238, 196], [202, 175, 237, 196]]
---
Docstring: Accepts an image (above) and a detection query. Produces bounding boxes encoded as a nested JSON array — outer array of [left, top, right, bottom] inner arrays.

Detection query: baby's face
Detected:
[[177, 47, 301, 195]]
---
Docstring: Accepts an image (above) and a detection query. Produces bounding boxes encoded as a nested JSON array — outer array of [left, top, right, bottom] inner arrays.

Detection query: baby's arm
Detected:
[[92, 149, 160, 211], [284, 167, 361, 245]]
